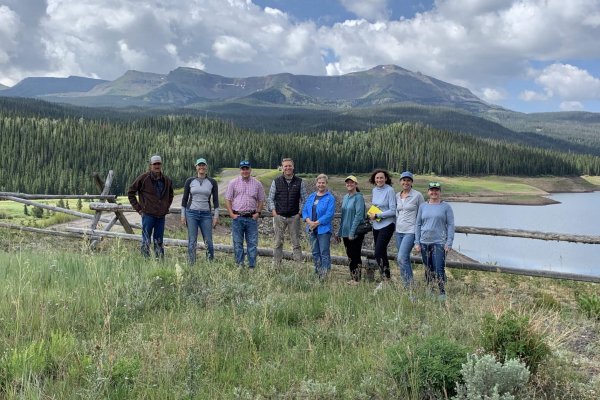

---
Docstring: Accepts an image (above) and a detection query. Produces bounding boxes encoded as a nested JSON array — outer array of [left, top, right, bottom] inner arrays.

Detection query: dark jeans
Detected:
[[420, 243, 447, 295], [373, 223, 395, 279], [141, 214, 165, 258], [232, 217, 258, 268], [186, 209, 214, 264], [343, 235, 364, 281]]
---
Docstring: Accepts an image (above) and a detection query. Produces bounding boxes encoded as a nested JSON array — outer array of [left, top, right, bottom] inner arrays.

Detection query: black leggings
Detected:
[[373, 223, 395, 279], [343, 235, 364, 281]]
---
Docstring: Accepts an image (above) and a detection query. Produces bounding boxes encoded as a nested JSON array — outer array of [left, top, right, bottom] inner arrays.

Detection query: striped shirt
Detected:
[[225, 176, 266, 212]]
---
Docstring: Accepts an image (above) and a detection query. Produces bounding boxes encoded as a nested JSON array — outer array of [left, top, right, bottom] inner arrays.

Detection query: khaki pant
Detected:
[[273, 214, 303, 265]]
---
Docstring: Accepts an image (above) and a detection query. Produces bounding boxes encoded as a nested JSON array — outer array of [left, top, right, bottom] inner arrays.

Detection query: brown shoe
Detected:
[[346, 279, 359, 286]]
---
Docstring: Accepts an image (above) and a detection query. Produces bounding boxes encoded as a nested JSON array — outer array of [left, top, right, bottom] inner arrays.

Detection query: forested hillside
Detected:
[[2, 107, 600, 195]]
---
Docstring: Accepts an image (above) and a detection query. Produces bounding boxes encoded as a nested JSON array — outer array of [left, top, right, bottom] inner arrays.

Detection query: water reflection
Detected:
[[450, 191, 600, 277]]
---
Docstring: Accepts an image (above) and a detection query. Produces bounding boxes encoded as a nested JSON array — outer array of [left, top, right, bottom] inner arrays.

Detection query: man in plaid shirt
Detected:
[[225, 160, 265, 269]]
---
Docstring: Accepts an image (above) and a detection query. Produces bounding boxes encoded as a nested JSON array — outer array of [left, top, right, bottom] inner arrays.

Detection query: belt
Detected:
[[234, 210, 256, 218]]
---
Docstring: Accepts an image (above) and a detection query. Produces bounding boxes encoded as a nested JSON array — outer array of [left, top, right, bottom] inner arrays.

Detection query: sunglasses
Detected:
[[428, 182, 441, 189]]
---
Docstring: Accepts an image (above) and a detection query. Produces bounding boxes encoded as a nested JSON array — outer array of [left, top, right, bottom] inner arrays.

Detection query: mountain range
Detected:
[[1, 65, 493, 112], [2, 65, 599, 155]]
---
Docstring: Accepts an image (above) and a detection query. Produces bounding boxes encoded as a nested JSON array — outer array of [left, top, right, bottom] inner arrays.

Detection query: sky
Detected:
[[1, 0, 600, 113]]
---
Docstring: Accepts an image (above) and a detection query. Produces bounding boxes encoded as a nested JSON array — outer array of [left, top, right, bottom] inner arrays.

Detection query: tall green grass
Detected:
[[0, 232, 598, 398]]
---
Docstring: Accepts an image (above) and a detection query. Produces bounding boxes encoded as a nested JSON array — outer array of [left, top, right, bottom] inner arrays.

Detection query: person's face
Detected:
[[400, 177, 413, 191], [374, 172, 386, 187], [151, 161, 162, 173], [428, 187, 441, 199], [345, 180, 357, 193], [316, 178, 327, 193], [196, 163, 207, 174], [240, 166, 251, 178], [282, 161, 294, 177]]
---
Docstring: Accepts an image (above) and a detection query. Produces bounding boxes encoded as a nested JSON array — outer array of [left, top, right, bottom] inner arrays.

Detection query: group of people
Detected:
[[127, 155, 455, 298]]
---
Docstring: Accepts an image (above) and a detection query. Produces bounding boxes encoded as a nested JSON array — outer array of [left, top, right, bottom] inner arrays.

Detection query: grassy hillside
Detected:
[[0, 230, 598, 398]]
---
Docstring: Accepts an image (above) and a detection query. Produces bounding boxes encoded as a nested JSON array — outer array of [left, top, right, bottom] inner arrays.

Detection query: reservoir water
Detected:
[[450, 191, 600, 277]]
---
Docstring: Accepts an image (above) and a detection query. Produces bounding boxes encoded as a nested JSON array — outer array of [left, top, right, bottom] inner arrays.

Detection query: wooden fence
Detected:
[[1, 171, 599, 283]]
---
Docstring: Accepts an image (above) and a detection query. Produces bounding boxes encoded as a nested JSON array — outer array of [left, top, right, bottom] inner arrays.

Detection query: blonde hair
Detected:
[[316, 174, 328, 183]]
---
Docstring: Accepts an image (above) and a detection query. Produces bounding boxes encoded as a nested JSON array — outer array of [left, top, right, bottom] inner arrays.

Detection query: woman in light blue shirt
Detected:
[[395, 171, 424, 288], [368, 169, 396, 283], [415, 182, 455, 300], [336, 175, 366, 284]]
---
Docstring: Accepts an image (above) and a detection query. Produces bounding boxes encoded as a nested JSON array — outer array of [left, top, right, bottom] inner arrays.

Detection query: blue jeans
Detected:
[[141, 214, 165, 258], [420, 243, 447, 295], [395, 233, 415, 287], [309, 231, 332, 277], [232, 217, 258, 268], [186, 210, 214, 263]]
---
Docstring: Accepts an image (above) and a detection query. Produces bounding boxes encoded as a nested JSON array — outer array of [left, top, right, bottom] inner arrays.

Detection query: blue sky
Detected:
[[1, 0, 600, 113]]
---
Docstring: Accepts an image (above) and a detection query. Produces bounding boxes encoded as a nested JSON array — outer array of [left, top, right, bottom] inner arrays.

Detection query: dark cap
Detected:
[[239, 160, 251, 168]]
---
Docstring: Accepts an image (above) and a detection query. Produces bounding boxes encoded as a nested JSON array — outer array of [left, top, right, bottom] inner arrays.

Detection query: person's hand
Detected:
[[368, 213, 376, 221], [230, 213, 238, 219], [444, 245, 450, 253], [212, 216, 218, 227], [272, 210, 277, 217], [349, 235, 354, 241], [181, 217, 186, 226], [414, 244, 421, 252], [252, 212, 260, 220]]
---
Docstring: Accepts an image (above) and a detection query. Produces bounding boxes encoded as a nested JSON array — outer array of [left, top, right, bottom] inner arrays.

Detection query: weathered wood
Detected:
[[92, 172, 134, 234], [0, 222, 100, 240], [456, 226, 600, 244], [89, 171, 115, 249], [0, 192, 116, 201], [60, 227, 599, 283], [0, 195, 141, 229]]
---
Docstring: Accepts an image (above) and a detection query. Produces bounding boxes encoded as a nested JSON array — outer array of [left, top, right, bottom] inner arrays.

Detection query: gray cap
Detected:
[[400, 171, 414, 181], [150, 155, 162, 164]]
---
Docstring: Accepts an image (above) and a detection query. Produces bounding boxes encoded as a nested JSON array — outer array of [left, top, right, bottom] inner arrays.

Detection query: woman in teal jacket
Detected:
[[302, 174, 336, 278], [336, 175, 366, 284]]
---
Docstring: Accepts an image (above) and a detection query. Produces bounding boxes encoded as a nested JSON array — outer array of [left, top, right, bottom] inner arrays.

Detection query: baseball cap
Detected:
[[400, 171, 414, 181], [239, 160, 251, 168], [150, 155, 162, 164], [196, 158, 207, 165], [428, 182, 442, 189], [344, 175, 358, 183]]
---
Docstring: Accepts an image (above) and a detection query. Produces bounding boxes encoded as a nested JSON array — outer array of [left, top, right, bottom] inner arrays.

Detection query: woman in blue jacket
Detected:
[[302, 174, 336, 278]]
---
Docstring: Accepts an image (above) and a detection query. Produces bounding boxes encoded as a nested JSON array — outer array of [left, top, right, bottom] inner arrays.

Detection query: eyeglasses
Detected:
[[152, 162, 162, 166], [428, 182, 441, 189]]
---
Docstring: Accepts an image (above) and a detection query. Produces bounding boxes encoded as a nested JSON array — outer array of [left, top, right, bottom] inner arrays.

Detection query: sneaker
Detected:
[[374, 282, 385, 292], [346, 279, 359, 286]]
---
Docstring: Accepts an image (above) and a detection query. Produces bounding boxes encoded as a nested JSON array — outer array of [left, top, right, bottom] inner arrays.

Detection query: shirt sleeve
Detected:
[[267, 180, 276, 212], [350, 195, 365, 237], [211, 178, 220, 217], [415, 204, 423, 245], [378, 187, 397, 218], [445, 203, 455, 247], [318, 193, 335, 226]]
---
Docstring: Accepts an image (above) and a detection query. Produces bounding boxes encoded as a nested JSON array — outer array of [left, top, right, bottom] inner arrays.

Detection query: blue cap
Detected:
[[400, 171, 414, 181], [239, 160, 251, 168], [195, 158, 207, 165]]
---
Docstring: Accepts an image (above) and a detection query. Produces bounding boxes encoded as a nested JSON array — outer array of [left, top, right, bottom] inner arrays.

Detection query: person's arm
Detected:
[[267, 180, 277, 215], [225, 181, 237, 219], [299, 180, 308, 215], [180, 178, 192, 224], [167, 178, 174, 207], [302, 193, 312, 221], [378, 187, 396, 219], [210, 178, 220, 225], [317, 193, 335, 227], [349, 195, 365, 239], [414, 204, 423, 251], [225, 199, 237, 219], [253, 200, 264, 220], [445, 204, 455, 250], [127, 174, 143, 214]]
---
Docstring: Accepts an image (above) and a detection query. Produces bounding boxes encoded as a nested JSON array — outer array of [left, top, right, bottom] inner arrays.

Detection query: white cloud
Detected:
[[480, 88, 506, 102], [339, 0, 390, 21], [535, 63, 600, 100], [212, 36, 256, 62], [519, 89, 551, 102], [560, 101, 584, 111], [1, 0, 600, 111]]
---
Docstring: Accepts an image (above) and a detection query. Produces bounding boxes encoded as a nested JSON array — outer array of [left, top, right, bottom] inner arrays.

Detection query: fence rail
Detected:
[[1, 176, 599, 283]]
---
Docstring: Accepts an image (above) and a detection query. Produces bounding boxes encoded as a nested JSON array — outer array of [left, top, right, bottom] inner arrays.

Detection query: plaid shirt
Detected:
[[225, 176, 266, 212]]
